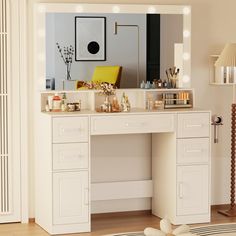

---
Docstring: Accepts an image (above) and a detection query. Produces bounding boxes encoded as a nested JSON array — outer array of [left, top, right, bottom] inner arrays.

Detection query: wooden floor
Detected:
[[1, 206, 236, 236]]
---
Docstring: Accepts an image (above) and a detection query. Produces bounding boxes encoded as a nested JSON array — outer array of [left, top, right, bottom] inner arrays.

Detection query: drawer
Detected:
[[177, 138, 209, 164], [177, 113, 210, 138], [91, 114, 175, 135], [53, 117, 88, 143], [53, 143, 88, 170]]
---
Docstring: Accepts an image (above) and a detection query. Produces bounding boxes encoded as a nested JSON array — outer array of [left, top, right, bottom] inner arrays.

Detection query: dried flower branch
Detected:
[[56, 42, 74, 80]]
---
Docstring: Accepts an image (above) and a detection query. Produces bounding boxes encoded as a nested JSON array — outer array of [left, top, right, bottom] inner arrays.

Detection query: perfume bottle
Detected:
[[45, 100, 50, 112], [52, 93, 62, 112]]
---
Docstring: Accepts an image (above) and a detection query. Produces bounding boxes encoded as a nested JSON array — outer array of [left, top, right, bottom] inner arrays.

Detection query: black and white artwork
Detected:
[[75, 17, 106, 61]]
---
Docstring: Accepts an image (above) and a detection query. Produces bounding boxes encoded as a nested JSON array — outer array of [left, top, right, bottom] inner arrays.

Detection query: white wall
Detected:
[[28, 0, 236, 218]]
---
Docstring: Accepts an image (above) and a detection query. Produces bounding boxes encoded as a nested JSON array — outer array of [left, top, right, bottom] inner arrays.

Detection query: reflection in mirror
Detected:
[[46, 13, 183, 90]]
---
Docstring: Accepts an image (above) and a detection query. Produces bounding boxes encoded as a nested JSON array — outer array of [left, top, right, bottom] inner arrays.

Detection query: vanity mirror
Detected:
[[34, 4, 191, 90]]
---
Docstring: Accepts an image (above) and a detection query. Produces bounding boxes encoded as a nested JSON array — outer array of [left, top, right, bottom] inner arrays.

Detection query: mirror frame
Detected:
[[34, 3, 191, 90]]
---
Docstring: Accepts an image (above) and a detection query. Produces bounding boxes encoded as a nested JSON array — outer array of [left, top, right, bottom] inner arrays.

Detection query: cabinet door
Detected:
[[177, 165, 209, 216], [53, 171, 89, 225]]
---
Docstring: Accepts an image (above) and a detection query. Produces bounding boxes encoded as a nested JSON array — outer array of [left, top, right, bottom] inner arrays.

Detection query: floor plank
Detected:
[[1, 206, 236, 236]]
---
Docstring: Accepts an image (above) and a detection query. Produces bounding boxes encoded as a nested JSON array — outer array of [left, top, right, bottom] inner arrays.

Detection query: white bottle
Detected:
[[52, 93, 62, 112]]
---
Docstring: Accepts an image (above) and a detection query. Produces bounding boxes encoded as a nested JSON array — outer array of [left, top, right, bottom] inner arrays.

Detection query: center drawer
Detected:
[[91, 114, 175, 135]]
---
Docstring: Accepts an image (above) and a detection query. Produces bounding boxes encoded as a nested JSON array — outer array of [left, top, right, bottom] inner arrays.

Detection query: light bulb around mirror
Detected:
[[37, 5, 46, 13], [183, 30, 190, 38], [148, 6, 156, 14], [76, 5, 84, 13], [183, 75, 190, 83], [183, 53, 190, 61], [112, 5, 120, 13], [38, 53, 46, 62], [183, 7, 191, 15], [37, 29, 45, 38]]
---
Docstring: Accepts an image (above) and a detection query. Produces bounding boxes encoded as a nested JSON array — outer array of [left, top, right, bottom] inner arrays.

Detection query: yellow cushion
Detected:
[[91, 66, 120, 85]]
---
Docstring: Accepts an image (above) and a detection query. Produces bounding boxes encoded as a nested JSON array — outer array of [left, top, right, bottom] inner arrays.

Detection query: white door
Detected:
[[0, 0, 21, 223], [53, 171, 89, 225], [177, 165, 209, 216]]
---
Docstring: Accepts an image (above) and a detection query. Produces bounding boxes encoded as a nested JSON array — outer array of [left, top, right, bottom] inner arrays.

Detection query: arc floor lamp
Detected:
[[215, 43, 236, 217], [114, 22, 140, 87]]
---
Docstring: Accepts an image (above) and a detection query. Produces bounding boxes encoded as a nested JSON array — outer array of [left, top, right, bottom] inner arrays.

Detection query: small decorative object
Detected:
[[46, 77, 55, 90], [146, 94, 154, 111], [156, 79, 163, 88], [144, 218, 195, 236], [121, 92, 131, 112], [153, 100, 164, 110], [45, 100, 50, 112], [98, 82, 116, 112], [56, 43, 74, 80], [61, 100, 67, 112], [83, 81, 100, 90], [165, 67, 180, 88], [140, 80, 145, 89], [47, 95, 54, 111], [112, 96, 120, 112], [67, 103, 76, 112], [162, 80, 168, 88], [145, 81, 151, 89], [52, 93, 62, 112], [75, 101, 81, 111]]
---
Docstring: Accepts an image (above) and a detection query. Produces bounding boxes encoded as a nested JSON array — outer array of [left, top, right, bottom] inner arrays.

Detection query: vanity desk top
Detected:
[[42, 107, 210, 116]]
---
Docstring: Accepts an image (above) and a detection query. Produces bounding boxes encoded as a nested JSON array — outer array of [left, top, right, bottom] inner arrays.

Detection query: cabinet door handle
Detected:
[[84, 188, 89, 205], [186, 149, 202, 153], [186, 124, 203, 128], [178, 182, 183, 199], [61, 127, 82, 134]]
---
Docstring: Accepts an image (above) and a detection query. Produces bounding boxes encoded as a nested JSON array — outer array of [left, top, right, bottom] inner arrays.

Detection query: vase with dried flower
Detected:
[[56, 43, 74, 81], [98, 83, 116, 112]]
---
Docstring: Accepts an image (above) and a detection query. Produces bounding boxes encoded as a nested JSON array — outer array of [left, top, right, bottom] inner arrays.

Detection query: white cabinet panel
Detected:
[[53, 143, 89, 170], [177, 113, 210, 138], [177, 138, 209, 164], [91, 114, 175, 135], [177, 165, 209, 216], [53, 171, 89, 225], [53, 117, 88, 143]]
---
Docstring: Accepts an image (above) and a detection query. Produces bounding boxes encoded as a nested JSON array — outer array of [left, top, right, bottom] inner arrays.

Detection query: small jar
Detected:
[[157, 79, 163, 88], [67, 103, 75, 112], [75, 101, 81, 111]]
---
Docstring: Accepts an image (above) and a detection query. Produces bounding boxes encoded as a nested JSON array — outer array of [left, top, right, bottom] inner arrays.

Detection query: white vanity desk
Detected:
[[35, 90, 211, 235]]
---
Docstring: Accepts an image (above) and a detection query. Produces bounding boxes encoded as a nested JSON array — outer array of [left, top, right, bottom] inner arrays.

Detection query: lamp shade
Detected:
[[215, 43, 236, 67]]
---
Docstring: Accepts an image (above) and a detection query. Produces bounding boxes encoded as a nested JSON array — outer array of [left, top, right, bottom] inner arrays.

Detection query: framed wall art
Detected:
[[75, 16, 106, 61]]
